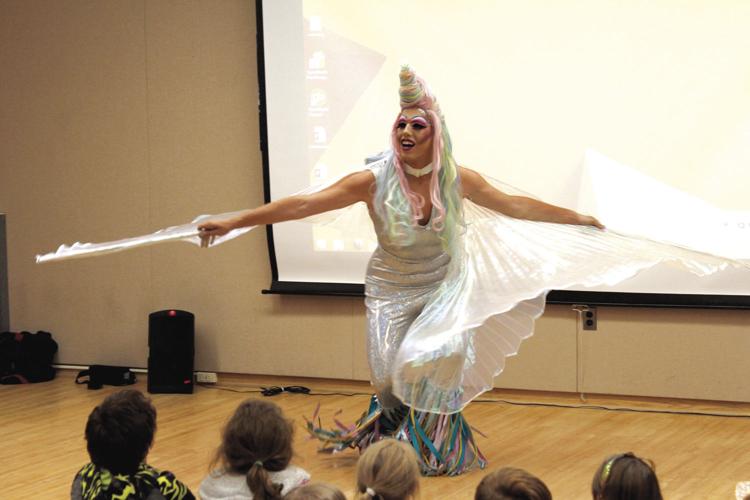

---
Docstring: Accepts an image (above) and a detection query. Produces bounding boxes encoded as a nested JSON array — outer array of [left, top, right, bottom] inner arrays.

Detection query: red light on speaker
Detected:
[[169, 310, 177, 317], [184, 379, 191, 384]]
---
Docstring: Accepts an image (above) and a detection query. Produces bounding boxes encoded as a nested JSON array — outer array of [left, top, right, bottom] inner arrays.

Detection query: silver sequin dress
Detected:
[[365, 175, 451, 409]]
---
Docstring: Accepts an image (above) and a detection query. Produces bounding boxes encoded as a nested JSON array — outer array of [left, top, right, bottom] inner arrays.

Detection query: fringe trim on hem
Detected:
[[306, 395, 487, 476]]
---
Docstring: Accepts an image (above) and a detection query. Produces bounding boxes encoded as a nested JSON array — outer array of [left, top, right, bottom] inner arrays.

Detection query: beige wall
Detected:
[[1, 1, 748, 401]]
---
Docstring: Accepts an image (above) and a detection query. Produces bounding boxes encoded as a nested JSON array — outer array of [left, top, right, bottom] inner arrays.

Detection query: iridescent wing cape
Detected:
[[36, 166, 749, 414]]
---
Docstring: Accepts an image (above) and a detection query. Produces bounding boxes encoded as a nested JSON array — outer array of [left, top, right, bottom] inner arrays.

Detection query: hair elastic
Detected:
[[254, 460, 264, 467], [365, 486, 376, 497], [601, 452, 644, 486], [600, 456, 618, 484]]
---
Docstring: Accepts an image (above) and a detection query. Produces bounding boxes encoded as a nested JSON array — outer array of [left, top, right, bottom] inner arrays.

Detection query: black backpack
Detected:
[[0, 330, 58, 384]]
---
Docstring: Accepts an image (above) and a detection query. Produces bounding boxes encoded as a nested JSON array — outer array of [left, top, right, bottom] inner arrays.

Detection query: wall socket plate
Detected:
[[582, 307, 597, 330], [195, 372, 218, 383]]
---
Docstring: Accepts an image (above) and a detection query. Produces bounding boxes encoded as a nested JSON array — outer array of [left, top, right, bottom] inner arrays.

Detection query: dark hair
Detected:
[[591, 452, 662, 500], [85, 389, 156, 474], [212, 399, 294, 500], [475, 467, 552, 500]]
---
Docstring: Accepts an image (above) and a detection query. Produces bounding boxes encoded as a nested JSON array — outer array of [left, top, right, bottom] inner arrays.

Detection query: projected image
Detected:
[[263, 0, 750, 291], [299, 9, 384, 253]]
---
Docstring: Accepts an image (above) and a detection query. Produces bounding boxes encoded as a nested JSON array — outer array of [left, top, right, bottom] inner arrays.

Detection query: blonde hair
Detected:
[[285, 482, 346, 500], [475, 467, 552, 500], [355, 439, 420, 500]]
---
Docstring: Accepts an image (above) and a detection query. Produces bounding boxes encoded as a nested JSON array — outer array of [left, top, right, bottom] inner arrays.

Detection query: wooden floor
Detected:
[[3, 370, 750, 499]]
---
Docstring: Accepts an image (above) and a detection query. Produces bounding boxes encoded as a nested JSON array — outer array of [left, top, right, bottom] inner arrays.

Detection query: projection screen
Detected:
[[258, 0, 750, 307]]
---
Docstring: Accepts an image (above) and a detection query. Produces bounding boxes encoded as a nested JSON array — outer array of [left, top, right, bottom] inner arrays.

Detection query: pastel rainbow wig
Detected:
[[374, 65, 464, 254]]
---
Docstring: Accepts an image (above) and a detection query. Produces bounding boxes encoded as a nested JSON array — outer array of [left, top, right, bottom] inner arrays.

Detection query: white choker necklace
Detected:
[[403, 162, 433, 177]]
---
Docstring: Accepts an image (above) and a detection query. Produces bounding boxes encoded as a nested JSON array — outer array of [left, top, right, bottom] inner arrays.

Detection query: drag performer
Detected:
[[197, 66, 604, 475], [38, 66, 743, 476]]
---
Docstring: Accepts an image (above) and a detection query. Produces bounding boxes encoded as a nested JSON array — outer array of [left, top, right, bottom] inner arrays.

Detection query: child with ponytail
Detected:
[[354, 439, 421, 500], [199, 399, 310, 500]]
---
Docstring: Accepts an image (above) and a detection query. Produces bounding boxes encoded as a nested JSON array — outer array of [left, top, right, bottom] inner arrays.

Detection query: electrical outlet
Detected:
[[195, 372, 218, 384], [582, 307, 597, 331]]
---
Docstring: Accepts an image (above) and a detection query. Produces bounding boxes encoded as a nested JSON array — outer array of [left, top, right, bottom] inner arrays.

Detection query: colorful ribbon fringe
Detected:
[[306, 395, 486, 476]]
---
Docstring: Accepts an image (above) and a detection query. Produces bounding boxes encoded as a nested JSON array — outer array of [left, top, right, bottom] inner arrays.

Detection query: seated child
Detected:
[[591, 452, 662, 500], [199, 399, 310, 499], [475, 467, 552, 500], [354, 438, 420, 500], [285, 482, 346, 500], [71, 389, 194, 499]]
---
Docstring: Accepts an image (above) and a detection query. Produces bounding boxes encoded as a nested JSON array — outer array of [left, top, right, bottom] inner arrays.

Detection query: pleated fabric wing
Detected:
[[392, 197, 747, 414], [35, 211, 254, 263]]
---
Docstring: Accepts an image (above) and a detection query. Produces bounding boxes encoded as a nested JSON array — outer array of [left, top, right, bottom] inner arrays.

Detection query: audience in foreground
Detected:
[[353, 438, 421, 500], [199, 399, 310, 500], [591, 452, 662, 500], [69, 390, 679, 499], [475, 466, 552, 500], [71, 389, 194, 500]]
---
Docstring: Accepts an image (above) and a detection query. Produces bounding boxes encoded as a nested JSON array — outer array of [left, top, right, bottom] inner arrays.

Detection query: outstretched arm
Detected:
[[460, 167, 604, 228], [198, 170, 375, 246]]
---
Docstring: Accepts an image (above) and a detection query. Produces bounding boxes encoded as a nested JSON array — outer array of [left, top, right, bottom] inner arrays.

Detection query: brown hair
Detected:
[[285, 482, 346, 500], [591, 452, 662, 500], [85, 389, 156, 474], [475, 467, 552, 500], [354, 439, 421, 500], [212, 399, 294, 500]]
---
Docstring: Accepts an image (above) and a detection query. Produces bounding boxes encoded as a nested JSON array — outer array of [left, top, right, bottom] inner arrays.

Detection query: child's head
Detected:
[[591, 452, 662, 500], [355, 438, 421, 500], [214, 399, 294, 500], [85, 389, 156, 474], [285, 482, 346, 500], [475, 467, 552, 500]]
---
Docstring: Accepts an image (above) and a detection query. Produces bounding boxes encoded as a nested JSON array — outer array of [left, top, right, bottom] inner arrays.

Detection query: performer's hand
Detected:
[[577, 214, 605, 230], [198, 219, 234, 247]]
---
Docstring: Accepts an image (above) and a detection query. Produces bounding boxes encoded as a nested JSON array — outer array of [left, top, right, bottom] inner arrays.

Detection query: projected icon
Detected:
[[311, 126, 328, 148], [309, 51, 325, 70], [308, 89, 329, 118], [308, 16, 323, 36], [310, 89, 327, 108], [306, 51, 328, 80], [312, 163, 328, 179]]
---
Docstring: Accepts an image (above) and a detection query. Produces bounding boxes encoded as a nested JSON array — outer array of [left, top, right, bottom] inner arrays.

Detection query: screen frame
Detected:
[[255, 0, 750, 309]]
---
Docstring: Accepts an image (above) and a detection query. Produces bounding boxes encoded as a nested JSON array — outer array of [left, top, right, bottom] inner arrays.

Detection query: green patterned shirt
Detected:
[[73, 462, 195, 500]]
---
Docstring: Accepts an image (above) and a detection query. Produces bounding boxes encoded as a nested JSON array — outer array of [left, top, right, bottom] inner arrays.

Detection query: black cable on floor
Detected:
[[195, 383, 750, 418]]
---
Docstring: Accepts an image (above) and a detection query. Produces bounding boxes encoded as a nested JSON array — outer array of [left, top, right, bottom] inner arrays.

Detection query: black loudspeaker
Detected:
[[147, 309, 194, 394]]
